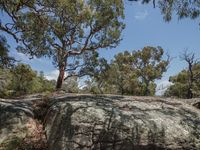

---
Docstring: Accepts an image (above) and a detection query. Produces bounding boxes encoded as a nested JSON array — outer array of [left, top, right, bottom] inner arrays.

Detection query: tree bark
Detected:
[[56, 63, 66, 90], [144, 80, 150, 96], [187, 63, 194, 99], [145, 86, 150, 96]]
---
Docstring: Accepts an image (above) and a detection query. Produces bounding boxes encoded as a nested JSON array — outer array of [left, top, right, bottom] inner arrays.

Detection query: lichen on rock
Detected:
[[1, 95, 200, 150], [44, 95, 200, 150]]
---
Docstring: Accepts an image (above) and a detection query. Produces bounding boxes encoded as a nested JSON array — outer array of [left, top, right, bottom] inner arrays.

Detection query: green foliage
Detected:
[[0, 68, 13, 97], [0, 35, 15, 69], [9, 64, 37, 95], [165, 63, 200, 98], [81, 52, 111, 94], [0, 0, 125, 89], [131, 46, 169, 95], [105, 51, 141, 95], [129, 0, 200, 23], [32, 71, 55, 93], [82, 47, 169, 96], [0, 64, 55, 98]]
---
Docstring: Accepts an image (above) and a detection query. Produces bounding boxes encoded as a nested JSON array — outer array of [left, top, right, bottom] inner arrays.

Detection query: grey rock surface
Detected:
[[182, 98, 200, 109], [0, 95, 200, 150], [44, 95, 200, 150], [0, 98, 46, 150], [0, 99, 34, 147]]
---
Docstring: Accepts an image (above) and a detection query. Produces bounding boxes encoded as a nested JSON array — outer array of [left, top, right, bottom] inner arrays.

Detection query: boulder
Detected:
[[0, 99, 46, 150], [44, 95, 200, 150]]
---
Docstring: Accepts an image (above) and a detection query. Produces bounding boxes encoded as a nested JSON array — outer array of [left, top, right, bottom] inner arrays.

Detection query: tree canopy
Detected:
[[0, 0, 125, 89], [82, 46, 169, 96], [131, 46, 170, 95], [165, 52, 200, 99], [129, 0, 200, 22]]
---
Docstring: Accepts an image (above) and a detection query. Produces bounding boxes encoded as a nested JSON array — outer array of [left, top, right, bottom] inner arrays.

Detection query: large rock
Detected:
[[0, 98, 46, 150], [1, 95, 200, 150], [0, 99, 34, 145], [44, 95, 200, 150]]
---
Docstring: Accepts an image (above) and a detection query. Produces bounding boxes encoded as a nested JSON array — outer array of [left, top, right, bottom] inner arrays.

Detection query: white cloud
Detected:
[[134, 10, 148, 20], [45, 70, 59, 80], [16, 53, 31, 62], [156, 80, 173, 96], [13, 52, 47, 64]]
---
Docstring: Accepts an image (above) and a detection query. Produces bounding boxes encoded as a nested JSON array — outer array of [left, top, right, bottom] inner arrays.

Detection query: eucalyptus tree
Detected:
[[180, 51, 200, 98], [131, 46, 170, 96], [165, 62, 200, 98], [0, 0, 125, 89]]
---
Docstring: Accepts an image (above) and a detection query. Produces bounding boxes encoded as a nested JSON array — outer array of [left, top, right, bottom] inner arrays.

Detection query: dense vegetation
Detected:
[[0, 64, 55, 97]]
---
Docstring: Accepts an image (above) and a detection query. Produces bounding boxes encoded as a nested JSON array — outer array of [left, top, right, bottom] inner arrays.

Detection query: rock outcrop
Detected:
[[0, 98, 46, 150], [44, 95, 200, 150], [1, 95, 200, 150]]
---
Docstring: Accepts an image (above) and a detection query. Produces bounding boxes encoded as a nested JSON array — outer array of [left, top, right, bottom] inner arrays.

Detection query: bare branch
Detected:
[[65, 64, 85, 72], [0, 25, 19, 42]]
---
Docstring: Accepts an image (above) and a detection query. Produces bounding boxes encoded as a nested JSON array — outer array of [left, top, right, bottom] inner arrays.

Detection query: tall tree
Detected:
[[180, 51, 199, 98], [165, 62, 200, 98], [0, 0, 125, 90], [131, 46, 170, 96]]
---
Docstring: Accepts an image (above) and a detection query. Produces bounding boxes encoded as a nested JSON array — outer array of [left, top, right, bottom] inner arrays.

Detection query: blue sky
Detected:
[[1, 1, 200, 94]]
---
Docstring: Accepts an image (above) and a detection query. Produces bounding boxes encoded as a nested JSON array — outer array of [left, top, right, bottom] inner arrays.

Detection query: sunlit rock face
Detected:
[[44, 95, 200, 150]]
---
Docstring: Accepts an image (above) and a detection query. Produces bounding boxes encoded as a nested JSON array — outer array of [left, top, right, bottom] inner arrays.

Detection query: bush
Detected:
[[0, 64, 55, 98]]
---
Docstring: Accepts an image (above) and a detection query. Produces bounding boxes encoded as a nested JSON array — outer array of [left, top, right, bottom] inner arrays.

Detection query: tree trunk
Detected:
[[187, 63, 194, 99], [187, 88, 193, 99], [144, 80, 150, 96], [56, 64, 66, 90]]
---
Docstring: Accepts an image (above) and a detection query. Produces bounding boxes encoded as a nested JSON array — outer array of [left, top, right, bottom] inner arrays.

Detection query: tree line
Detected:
[[80, 48, 200, 99], [1, 35, 199, 98]]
